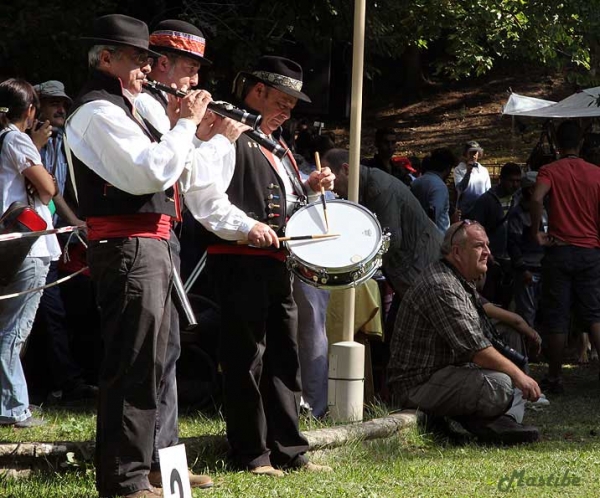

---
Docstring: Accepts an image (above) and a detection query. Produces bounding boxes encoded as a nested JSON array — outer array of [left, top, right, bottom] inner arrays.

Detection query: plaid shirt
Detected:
[[387, 260, 492, 397]]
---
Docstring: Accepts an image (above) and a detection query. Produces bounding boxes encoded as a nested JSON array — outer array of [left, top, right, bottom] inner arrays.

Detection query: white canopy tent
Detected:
[[502, 87, 600, 118], [502, 93, 556, 116]]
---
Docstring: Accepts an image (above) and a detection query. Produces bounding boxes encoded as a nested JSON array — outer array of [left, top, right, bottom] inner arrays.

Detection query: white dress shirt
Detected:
[[135, 91, 237, 192], [454, 161, 491, 214], [184, 141, 320, 241], [66, 99, 198, 196]]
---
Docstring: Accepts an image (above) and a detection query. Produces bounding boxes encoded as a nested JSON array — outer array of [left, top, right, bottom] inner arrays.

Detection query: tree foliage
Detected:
[[0, 0, 121, 88], [179, 0, 600, 86], [1, 0, 600, 98]]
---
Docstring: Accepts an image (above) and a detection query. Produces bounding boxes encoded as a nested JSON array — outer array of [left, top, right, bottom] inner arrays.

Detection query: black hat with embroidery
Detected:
[[149, 19, 212, 65], [82, 14, 162, 57], [237, 56, 311, 103]]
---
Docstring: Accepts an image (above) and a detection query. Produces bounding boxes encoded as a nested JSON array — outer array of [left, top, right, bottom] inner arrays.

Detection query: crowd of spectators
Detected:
[[380, 121, 600, 443]]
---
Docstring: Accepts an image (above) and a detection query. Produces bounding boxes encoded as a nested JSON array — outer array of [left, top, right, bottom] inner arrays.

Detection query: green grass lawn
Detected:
[[1, 363, 599, 497]]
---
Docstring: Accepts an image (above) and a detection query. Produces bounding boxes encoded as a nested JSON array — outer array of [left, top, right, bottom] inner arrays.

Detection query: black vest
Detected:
[[68, 70, 176, 218], [197, 131, 303, 250], [228, 132, 305, 236]]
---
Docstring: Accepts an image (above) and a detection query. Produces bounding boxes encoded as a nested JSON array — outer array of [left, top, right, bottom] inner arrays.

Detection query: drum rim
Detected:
[[293, 260, 382, 289]]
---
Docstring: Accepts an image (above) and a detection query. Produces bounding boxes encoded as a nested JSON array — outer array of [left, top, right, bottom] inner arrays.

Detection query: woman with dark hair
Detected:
[[0, 78, 60, 428]]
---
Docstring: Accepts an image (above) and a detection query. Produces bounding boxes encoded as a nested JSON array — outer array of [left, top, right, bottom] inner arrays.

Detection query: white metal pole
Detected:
[[329, 0, 367, 423], [342, 0, 367, 343]]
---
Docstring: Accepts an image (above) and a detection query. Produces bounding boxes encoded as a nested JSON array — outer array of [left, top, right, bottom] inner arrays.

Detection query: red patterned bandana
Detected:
[[150, 30, 206, 59]]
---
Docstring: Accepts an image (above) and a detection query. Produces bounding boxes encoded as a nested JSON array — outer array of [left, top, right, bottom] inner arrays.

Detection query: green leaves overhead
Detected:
[[181, 0, 600, 83], [1, 0, 599, 92]]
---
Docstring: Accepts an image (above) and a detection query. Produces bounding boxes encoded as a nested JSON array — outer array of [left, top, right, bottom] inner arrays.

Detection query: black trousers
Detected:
[[38, 261, 83, 391], [210, 255, 309, 470], [89, 237, 172, 497], [152, 233, 181, 470]]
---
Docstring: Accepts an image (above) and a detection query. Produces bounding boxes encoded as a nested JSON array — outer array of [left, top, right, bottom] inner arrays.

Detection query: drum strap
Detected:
[[261, 140, 307, 204]]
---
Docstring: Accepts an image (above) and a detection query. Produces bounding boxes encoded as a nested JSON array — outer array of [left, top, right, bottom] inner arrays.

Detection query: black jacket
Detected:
[[358, 166, 442, 293], [470, 185, 517, 259]]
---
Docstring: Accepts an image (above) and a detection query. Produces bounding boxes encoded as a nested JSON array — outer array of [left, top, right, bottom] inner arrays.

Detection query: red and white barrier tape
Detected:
[[0, 226, 89, 300], [0, 224, 85, 243], [0, 266, 89, 301]]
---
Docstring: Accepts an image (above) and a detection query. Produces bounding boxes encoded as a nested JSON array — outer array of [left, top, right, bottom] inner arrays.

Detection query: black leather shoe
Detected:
[[418, 413, 471, 444], [61, 383, 99, 404], [539, 376, 564, 395], [461, 415, 539, 445]]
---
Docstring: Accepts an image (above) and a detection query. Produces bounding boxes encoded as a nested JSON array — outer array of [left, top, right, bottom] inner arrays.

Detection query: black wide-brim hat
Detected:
[[149, 19, 212, 65], [81, 14, 162, 58], [238, 56, 311, 103]]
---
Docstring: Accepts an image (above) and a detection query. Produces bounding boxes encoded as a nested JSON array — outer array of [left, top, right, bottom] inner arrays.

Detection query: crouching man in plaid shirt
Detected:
[[387, 220, 541, 444]]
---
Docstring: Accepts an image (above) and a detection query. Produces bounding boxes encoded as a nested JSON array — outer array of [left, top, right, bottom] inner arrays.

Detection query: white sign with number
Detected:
[[158, 444, 192, 498]]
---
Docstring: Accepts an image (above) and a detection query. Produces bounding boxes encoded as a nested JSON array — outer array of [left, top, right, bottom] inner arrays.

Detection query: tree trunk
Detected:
[[398, 44, 428, 100]]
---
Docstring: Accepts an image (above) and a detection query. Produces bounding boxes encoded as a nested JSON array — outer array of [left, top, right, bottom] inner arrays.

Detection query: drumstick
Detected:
[[236, 233, 340, 245], [314, 151, 330, 233]]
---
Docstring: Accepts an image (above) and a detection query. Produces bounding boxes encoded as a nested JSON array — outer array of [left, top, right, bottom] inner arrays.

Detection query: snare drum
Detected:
[[285, 199, 389, 289]]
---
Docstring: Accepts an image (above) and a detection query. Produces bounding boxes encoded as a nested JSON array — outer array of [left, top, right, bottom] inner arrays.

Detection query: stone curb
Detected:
[[0, 410, 416, 477]]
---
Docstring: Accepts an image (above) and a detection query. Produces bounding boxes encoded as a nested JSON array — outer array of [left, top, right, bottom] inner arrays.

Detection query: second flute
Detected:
[[143, 79, 288, 159]]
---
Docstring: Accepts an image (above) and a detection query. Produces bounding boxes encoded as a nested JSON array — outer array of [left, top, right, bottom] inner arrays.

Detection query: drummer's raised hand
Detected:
[[248, 222, 280, 249], [307, 167, 335, 192]]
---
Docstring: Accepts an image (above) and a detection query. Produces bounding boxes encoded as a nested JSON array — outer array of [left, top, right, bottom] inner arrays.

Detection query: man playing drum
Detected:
[[184, 56, 335, 476]]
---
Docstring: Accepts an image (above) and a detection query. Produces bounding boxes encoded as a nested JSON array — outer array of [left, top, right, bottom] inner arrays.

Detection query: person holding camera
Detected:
[[454, 140, 491, 219], [388, 220, 541, 444], [29, 80, 98, 407], [0, 78, 61, 428]]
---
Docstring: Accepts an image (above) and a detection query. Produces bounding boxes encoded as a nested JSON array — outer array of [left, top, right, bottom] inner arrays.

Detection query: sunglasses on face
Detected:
[[112, 47, 154, 67]]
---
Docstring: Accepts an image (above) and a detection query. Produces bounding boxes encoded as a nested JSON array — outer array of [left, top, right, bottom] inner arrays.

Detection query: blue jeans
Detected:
[[0, 257, 50, 423], [293, 279, 330, 418]]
